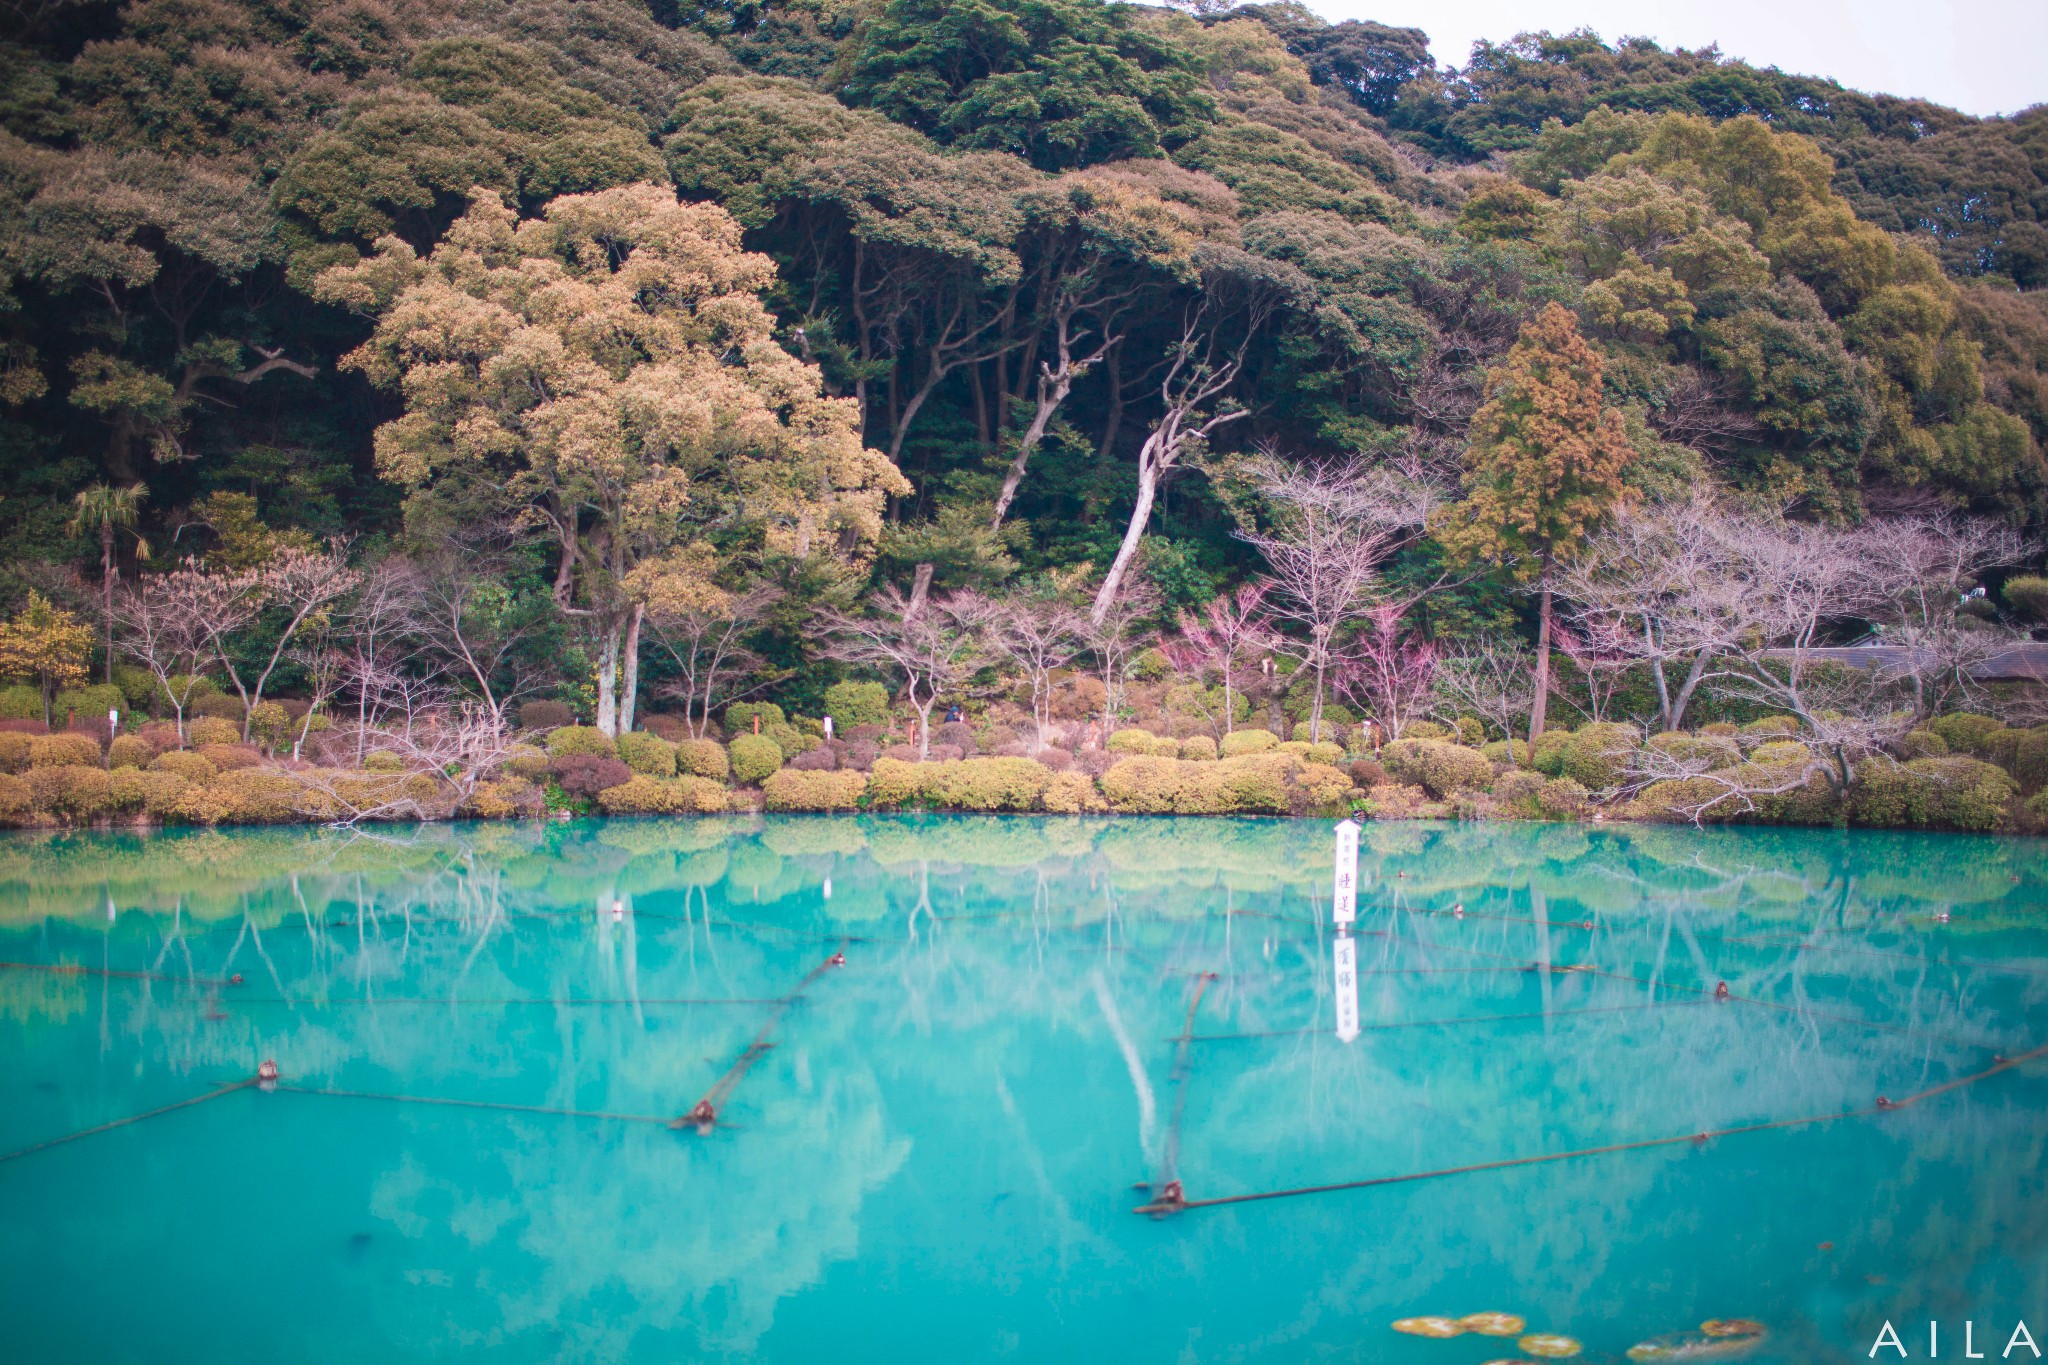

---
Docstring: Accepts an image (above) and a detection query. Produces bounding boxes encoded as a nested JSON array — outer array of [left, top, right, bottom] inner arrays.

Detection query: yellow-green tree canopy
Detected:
[[316, 182, 908, 573], [1433, 302, 1637, 576]]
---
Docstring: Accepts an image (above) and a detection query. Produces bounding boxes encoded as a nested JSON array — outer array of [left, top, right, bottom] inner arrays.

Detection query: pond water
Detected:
[[3, 816, 2048, 1363]]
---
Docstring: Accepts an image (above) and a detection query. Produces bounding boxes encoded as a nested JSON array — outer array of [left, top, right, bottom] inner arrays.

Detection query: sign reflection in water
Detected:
[[2, 815, 2047, 1364]]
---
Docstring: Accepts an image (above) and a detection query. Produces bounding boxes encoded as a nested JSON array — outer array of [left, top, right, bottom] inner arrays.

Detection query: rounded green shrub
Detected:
[[616, 731, 678, 778], [865, 757, 929, 807], [192, 691, 245, 722], [1403, 720, 1451, 742], [1926, 712, 2003, 756], [1491, 768, 1546, 809], [1040, 770, 1105, 813], [0, 772, 30, 818], [763, 769, 868, 812], [1896, 729, 1950, 760], [1647, 731, 1741, 768], [729, 733, 784, 784], [762, 720, 814, 759], [599, 775, 729, 815], [1560, 722, 1639, 790], [500, 746, 551, 780], [0, 733, 29, 773], [0, 684, 41, 720], [676, 738, 731, 780], [106, 735, 153, 769], [1180, 735, 1218, 761], [1302, 741, 1343, 766], [27, 765, 116, 819], [925, 757, 1049, 812], [186, 716, 240, 746], [1537, 777, 1590, 819], [1851, 756, 2014, 832], [1108, 727, 1157, 755], [149, 750, 218, 783], [1218, 728, 1278, 757], [246, 700, 293, 749], [545, 725, 617, 759], [822, 680, 891, 729], [1453, 716, 1486, 746], [1530, 728, 1574, 776], [54, 684, 125, 724], [724, 702, 786, 735], [2003, 575, 2048, 623], [1381, 739, 1494, 799], [2009, 726, 2048, 793], [360, 750, 405, 773], [29, 734, 101, 769], [1740, 715, 1801, 740]]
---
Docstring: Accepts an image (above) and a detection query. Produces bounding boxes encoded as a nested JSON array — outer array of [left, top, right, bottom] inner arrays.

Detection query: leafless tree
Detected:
[[1333, 602, 1437, 742], [990, 304, 1122, 527], [1854, 511, 2032, 722], [1434, 635, 1537, 759], [1552, 618, 1640, 725], [1696, 514, 1905, 797], [337, 558, 427, 763], [1079, 574, 1161, 745], [815, 587, 987, 758], [1238, 453, 1441, 741], [402, 534, 552, 735], [110, 569, 214, 739], [1093, 256, 1297, 621], [1558, 494, 1752, 733], [646, 582, 780, 740], [295, 701, 522, 826], [1163, 582, 1276, 736], [192, 541, 360, 739], [980, 592, 1087, 749]]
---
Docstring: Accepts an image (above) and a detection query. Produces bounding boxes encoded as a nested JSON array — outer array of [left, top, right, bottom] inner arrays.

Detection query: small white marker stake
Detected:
[[1334, 935, 1359, 1043], [1332, 818, 1359, 927]]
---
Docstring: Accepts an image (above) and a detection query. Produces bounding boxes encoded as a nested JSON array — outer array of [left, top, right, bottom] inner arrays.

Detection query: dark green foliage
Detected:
[[837, 0, 1214, 171]]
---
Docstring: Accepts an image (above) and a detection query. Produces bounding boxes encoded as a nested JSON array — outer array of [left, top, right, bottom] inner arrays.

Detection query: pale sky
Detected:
[[1310, 0, 2047, 119]]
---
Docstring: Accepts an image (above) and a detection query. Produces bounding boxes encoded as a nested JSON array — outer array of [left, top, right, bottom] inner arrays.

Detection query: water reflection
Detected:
[[3, 817, 2048, 1363]]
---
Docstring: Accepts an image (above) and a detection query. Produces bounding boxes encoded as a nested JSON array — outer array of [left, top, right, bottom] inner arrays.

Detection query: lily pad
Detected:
[[1393, 1316, 1466, 1338], [1460, 1312, 1527, 1337], [1519, 1334, 1584, 1359]]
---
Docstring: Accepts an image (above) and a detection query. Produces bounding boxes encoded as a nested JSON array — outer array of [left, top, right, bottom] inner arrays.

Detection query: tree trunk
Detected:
[[1091, 451, 1158, 623], [907, 562, 935, 617], [1529, 579, 1554, 741], [990, 372, 1070, 528], [101, 525, 115, 686], [595, 623, 620, 736], [619, 603, 644, 735]]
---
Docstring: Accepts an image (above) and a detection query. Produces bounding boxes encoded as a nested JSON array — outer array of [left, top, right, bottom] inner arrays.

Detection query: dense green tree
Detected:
[[837, 0, 1214, 171]]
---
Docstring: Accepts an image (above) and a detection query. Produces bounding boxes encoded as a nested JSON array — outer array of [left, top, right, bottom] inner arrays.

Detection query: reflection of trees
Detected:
[[7, 816, 2048, 1353]]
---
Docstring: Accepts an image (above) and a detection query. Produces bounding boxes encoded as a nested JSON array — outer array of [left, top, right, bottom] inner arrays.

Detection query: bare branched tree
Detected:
[[647, 581, 779, 740], [1855, 511, 2033, 722], [1434, 635, 1536, 759], [1558, 494, 1752, 733], [111, 568, 214, 740], [1079, 573, 1160, 746], [1163, 582, 1276, 736], [192, 541, 361, 739], [980, 592, 1087, 749], [1334, 602, 1437, 742], [1239, 453, 1440, 741], [815, 587, 987, 758]]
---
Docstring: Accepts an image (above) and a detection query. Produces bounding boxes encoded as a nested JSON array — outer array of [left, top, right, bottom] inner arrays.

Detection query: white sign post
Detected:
[[1333, 935, 1359, 1042], [1332, 818, 1359, 927]]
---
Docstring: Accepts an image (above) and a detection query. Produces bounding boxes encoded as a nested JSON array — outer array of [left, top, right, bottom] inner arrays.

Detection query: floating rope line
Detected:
[[1133, 1040, 2048, 1216], [675, 947, 847, 1133], [0, 960, 241, 989], [1187, 998, 1712, 1044], [272, 1084, 673, 1125], [1386, 935, 2013, 1055], [0, 1078, 256, 1166], [1146, 972, 1217, 1208], [227, 996, 787, 1008]]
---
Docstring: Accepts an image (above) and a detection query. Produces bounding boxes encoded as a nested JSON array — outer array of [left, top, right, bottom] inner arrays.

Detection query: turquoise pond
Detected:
[[4, 816, 2048, 1363]]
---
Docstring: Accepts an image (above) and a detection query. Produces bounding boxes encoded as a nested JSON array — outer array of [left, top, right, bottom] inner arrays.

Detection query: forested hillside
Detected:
[[3, 0, 2046, 722]]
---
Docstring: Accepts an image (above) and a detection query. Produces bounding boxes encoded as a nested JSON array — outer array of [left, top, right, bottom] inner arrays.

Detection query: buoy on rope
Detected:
[[679, 1099, 717, 1133], [1452, 903, 1464, 918], [1935, 910, 1951, 923], [229, 973, 244, 986], [1714, 981, 1730, 1000], [1875, 1096, 1893, 1109], [257, 1059, 280, 1091], [610, 898, 623, 921], [828, 951, 846, 967]]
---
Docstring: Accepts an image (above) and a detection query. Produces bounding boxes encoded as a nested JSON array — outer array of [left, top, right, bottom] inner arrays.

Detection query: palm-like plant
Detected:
[[69, 483, 150, 684]]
